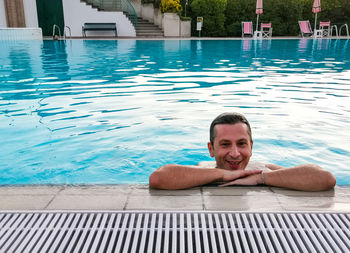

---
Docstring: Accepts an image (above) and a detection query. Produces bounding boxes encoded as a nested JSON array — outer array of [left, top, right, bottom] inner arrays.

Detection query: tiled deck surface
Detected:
[[0, 185, 349, 212]]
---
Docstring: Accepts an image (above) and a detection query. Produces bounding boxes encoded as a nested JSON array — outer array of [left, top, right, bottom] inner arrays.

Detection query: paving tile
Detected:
[[59, 185, 131, 195], [276, 195, 350, 211], [132, 186, 201, 196], [0, 186, 63, 195], [46, 195, 127, 210], [0, 185, 348, 212], [126, 195, 203, 210], [202, 186, 274, 196], [333, 186, 350, 198], [203, 195, 282, 211], [271, 187, 336, 197], [0, 195, 54, 210]]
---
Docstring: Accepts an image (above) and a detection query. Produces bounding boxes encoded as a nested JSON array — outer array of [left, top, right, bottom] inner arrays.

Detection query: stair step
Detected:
[[137, 30, 163, 32], [137, 35, 164, 38], [135, 17, 164, 37], [82, 0, 164, 37], [137, 27, 161, 30], [137, 23, 158, 27], [81, 0, 164, 38], [137, 33, 164, 36], [137, 23, 157, 26], [137, 30, 163, 33], [137, 31, 163, 34]]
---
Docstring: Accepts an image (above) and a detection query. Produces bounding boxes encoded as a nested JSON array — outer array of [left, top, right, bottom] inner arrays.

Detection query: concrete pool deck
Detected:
[[0, 185, 349, 212]]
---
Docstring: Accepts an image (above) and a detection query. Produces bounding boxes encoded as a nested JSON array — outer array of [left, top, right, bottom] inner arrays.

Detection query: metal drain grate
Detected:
[[0, 212, 349, 252]]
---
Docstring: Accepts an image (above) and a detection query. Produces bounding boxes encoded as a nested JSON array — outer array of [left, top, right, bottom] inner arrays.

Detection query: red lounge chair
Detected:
[[261, 23, 272, 38], [241, 21, 253, 38], [320, 21, 331, 37], [299, 20, 313, 37]]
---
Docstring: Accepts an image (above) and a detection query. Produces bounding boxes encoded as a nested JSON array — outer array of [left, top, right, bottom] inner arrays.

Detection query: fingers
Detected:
[[219, 173, 262, 187], [219, 178, 248, 187], [219, 181, 236, 187], [242, 169, 262, 176], [222, 169, 262, 183]]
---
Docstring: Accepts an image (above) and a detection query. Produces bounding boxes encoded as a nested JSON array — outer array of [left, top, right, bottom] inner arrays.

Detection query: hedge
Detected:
[[182, 0, 350, 36]]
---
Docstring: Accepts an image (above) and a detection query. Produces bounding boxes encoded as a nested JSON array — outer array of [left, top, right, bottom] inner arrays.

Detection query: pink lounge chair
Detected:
[[241, 21, 253, 37], [299, 20, 313, 37], [261, 23, 272, 38]]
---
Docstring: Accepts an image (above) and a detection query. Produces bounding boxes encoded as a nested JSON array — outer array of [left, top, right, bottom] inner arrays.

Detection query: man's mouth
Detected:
[[226, 160, 241, 168]]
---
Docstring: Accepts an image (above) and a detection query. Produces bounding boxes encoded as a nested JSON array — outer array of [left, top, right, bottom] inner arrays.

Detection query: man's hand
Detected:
[[149, 164, 262, 190], [220, 170, 262, 186]]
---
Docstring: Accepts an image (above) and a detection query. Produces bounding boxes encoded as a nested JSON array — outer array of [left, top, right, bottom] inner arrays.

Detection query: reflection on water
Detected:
[[0, 39, 349, 185]]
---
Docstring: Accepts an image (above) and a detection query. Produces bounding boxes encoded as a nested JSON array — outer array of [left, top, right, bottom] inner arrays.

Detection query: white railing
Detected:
[[64, 26, 72, 39], [339, 24, 349, 37], [330, 25, 338, 38]]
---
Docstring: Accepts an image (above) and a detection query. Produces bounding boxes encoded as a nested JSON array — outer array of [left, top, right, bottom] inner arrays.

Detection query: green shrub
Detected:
[[180, 16, 192, 21], [191, 0, 227, 36], [166, 0, 350, 36], [225, 0, 255, 36]]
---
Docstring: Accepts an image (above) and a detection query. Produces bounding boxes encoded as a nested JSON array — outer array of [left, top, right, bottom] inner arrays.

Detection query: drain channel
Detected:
[[0, 212, 349, 252]]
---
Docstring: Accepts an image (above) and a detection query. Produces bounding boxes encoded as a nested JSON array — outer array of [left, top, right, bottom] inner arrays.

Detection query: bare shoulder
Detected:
[[246, 161, 271, 171], [265, 163, 285, 170], [197, 161, 216, 168]]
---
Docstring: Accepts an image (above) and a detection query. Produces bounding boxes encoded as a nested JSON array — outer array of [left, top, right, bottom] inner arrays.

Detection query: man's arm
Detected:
[[263, 164, 336, 191], [149, 164, 262, 190], [220, 164, 336, 191]]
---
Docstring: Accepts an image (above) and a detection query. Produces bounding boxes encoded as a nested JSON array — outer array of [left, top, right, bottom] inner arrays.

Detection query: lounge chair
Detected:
[[319, 21, 331, 37], [299, 20, 313, 37], [261, 23, 272, 38], [241, 21, 253, 38]]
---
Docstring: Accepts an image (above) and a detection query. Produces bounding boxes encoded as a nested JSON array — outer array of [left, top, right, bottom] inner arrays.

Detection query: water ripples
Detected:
[[0, 39, 350, 184]]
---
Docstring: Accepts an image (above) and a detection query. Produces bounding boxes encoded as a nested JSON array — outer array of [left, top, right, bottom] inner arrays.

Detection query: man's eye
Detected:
[[238, 142, 247, 146], [221, 143, 230, 147]]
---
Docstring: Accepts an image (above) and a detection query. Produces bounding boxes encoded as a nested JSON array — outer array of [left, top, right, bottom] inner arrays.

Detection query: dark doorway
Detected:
[[36, 0, 64, 36]]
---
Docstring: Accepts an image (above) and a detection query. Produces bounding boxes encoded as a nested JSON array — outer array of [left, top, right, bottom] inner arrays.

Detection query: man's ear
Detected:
[[208, 142, 215, 157]]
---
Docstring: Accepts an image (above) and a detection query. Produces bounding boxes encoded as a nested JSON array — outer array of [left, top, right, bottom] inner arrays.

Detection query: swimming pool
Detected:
[[0, 39, 349, 185]]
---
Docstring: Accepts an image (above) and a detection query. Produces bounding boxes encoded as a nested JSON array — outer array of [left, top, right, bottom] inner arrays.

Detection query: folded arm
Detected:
[[263, 164, 336, 191], [149, 164, 262, 190], [221, 164, 336, 191]]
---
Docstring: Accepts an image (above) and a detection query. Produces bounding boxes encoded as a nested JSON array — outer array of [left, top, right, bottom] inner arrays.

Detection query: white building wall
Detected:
[[0, 0, 7, 27], [0, 28, 42, 39], [23, 0, 39, 27], [62, 0, 136, 37]]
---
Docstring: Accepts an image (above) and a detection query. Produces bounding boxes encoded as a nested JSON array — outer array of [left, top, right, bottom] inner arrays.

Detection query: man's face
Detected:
[[208, 123, 253, 170]]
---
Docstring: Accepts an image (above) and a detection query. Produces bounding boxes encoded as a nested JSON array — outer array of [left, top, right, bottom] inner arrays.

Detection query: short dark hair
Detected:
[[209, 112, 252, 145]]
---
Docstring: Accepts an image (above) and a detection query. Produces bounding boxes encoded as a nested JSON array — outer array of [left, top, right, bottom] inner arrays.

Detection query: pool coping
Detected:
[[45, 36, 350, 40], [1, 185, 349, 212]]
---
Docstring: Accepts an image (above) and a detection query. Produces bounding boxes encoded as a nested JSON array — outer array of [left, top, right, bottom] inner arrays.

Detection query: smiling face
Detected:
[[208, 123, 253, 170]]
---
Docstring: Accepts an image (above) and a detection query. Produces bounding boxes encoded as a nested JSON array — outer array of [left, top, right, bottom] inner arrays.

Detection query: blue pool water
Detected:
[[0, 39, 349, 185]]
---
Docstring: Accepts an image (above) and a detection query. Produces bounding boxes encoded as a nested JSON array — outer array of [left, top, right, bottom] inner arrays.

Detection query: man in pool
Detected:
[[149, 112, 336, 191]]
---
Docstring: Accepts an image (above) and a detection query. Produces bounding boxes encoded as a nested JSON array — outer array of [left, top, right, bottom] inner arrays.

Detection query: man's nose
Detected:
[[229, 145, 240, 157]]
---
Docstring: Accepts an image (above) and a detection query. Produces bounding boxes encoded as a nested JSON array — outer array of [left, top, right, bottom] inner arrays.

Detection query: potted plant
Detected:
[[160, 0, 183, 36]]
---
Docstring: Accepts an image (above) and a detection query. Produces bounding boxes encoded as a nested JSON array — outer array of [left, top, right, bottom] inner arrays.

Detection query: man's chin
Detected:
[[225, 163, 243, 171]]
